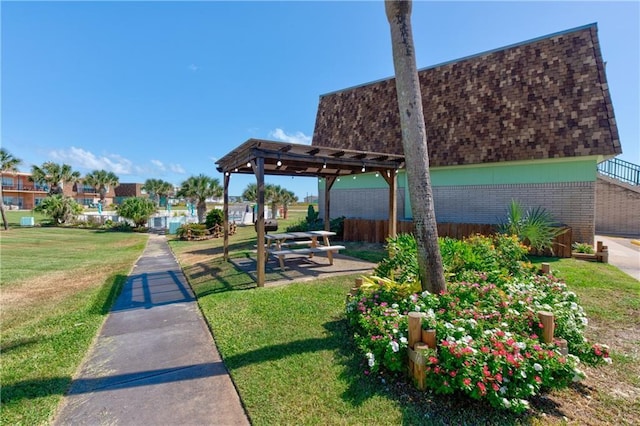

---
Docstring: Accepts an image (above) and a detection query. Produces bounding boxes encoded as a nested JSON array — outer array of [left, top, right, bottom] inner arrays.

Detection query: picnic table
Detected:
[[265, 230, 345, 270]]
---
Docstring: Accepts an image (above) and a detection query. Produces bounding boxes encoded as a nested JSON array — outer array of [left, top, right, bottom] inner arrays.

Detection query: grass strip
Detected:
[[0, 228, 146, 425]]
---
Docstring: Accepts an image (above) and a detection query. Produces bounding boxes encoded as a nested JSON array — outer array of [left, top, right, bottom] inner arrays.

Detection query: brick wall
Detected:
[[321, 181, 595, 244], [319, 188, 405, 221], [595, 176, 640, 236]]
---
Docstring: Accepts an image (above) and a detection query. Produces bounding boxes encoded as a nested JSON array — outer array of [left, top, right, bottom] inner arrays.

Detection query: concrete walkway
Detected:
[[595, 235, 640, 281], [53, 234, 250, 425]]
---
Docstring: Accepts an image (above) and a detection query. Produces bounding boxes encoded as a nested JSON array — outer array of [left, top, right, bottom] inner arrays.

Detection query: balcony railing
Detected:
[[597, 158, 640, 186], [2, 184, 49, 192]]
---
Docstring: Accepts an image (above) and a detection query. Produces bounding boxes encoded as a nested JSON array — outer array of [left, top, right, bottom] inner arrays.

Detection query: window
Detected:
[[2, 177, 14, 187]]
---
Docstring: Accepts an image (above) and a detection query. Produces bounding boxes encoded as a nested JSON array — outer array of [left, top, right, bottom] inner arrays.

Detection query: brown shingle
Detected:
[[312, 24, 621, 166]]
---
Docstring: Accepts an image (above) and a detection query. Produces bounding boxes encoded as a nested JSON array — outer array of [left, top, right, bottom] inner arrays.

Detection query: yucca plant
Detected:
[[499, 199, 567, 254]]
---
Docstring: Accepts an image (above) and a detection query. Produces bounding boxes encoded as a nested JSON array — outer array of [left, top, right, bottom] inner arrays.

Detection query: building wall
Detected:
[[595, 176, 640, 236], [319, 158, 598, 244]]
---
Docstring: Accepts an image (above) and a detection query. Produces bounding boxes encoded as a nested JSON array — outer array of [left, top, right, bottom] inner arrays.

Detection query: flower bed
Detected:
[[346, 234, 611, 413]]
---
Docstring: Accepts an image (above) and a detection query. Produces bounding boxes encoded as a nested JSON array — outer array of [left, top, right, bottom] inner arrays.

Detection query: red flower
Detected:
[[535, 376, 542, 383], [463, 378, 472, 386], [477, 382, 487, 395]]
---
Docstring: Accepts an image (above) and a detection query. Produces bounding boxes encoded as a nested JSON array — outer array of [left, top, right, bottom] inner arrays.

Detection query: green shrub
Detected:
[[498, 200, 567, 253], [285, 216, 345, 238], [34, 195, 83, 224], [117, 197, 156, 227], [572, 242, 594, 254], [347, 266, 611, 413], [176, 223, 207, 240], [376, 233, 533, 286], [306, 204, 319, 223], [205, 209, 224, 229]]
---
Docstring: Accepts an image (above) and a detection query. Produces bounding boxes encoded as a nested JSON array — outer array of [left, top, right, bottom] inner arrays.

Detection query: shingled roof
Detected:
[[312, 24, 622, 166]]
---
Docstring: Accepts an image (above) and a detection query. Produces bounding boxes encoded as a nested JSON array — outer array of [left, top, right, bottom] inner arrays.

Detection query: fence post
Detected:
[[407, 312, 427, 388], [537, 311, 555, 343], [540, 263, 550, 274]]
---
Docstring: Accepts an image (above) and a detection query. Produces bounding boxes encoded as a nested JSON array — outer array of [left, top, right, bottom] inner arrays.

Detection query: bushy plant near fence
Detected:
[[285, 216, 345, 239], [347, 234, 611, 413]]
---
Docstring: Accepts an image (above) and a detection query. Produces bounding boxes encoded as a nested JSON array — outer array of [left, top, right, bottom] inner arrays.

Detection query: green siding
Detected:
[[430, 158, 597, 186]]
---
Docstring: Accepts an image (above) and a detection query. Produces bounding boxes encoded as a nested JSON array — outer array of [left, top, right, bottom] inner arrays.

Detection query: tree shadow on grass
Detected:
[[0, 376, 71, 406]]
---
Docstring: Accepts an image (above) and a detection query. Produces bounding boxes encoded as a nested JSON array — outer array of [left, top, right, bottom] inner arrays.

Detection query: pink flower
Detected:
[[463, 378, 472, 386], [477, 382, 487, 395]]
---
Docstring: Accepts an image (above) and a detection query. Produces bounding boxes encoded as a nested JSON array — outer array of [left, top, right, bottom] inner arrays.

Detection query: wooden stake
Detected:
[[556, 338, 568, 356], [541, 263, 550, 274], [414, 342, 429, 390], [355, 277, 364, 288], [537, 311, 555, 343], [421, 329, 436, 349], [408, 312, 425, 349]]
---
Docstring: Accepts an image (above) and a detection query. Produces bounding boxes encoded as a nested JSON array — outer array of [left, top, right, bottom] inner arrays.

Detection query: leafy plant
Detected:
[[34, 194, 83, 224], [205, 209, 224, 229], [572, 242, 594, 254], [348, 257, 611, 413], [498, 200, 567, 253], [176, 223, 207, 240], [117, 197, 156, 227], [306, 204, 319, 224]]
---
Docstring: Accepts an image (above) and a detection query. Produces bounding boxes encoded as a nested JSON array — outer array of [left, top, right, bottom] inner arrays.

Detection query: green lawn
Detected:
[[0, 227, 147, 425], [172, 230, 639, 425]]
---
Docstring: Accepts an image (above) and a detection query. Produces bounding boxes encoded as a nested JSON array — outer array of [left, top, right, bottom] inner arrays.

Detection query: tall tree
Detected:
[[0, 148, 22, 230], [242, 183, 257, 203], [176, 174, 222, 223], [385, 0, 446, 293], [30, 162, 81, 195], [142, 178, 173, 206], [280, 189, 297, 219], [265, 184, 281, 219], [84, 169, 119, 205]]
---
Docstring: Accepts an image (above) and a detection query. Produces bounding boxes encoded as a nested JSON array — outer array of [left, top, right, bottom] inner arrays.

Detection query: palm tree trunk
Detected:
[[197, 200, 206, 223], [0, 186, 8, 230], [385, 0, 446, 294]]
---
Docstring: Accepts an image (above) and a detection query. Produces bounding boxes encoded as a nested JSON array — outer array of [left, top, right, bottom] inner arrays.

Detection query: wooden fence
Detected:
[[342, 218, 573, 258]]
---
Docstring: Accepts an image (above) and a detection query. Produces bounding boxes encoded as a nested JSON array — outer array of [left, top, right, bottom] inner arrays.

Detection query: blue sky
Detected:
[[3, 1, 638, 200]]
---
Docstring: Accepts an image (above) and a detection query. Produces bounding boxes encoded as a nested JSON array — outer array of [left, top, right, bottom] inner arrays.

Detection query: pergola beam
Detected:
[[215, 138, 406, 288]]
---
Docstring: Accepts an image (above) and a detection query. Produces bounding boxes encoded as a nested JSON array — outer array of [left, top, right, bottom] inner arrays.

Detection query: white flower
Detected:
[[400, 336, 407, 344], [501, 322, 509, 328], [502, 398, 511, 409], [484, 330, 493, 335], [393, 328, 398, 334], [572, 368, 585, 382], [604, 357, 612, 364], [462, 335, 473, 344], [390, 340, 399, 353], [391, 303, 399, 309], [499, 386, 507, 395], [421, 290, 431, 297], [414, 305, 421, 312], [445, 322, 455, 329], [533, 363, 543, 372], [520, 370, 527, 378], [457, 327, 465, 333], [581, 317, 589, 326], [468, 318, 477, 328], [515, 342, 526, 350], [426, 308, 435, 318]]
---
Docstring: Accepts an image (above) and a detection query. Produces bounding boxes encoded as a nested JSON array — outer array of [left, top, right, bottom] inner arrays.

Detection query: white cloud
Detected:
[[151, 159, 166, 171], [169, 164, 186, 173], [49, 147, 133, 174], [269, 128, 312, 145]]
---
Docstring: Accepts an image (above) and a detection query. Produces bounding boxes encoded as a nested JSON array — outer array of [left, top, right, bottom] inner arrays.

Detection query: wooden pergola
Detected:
[[215, 138, 405, 287]]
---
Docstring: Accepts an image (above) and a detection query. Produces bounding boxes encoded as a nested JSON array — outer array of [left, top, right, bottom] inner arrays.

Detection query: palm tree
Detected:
[[280, 189, 297, 219], [142, 178, 173, 206], [265, 184, 281, 219], [30, 162, 81, 195], [0, 148, 22, 230], [385, 0, 446, 293], [242, 183, 257, 203], [176, 174, 222, 223], [84, 169, 119, 205]]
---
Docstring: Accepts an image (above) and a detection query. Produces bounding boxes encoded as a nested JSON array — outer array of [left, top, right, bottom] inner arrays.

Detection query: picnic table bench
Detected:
[[265, 231, 345, 270]]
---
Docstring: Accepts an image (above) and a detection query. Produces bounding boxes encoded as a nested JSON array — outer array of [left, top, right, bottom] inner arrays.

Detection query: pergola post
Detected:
[[383, 170, 398, 238], [323, 176, 337, 232], [223, 172, 230, 261], [254, 158, 266, 287]]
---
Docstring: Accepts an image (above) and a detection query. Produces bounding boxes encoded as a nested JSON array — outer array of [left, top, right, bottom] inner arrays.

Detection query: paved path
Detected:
[[54, 234, 250, 425], [595, 235, 640, 281]]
